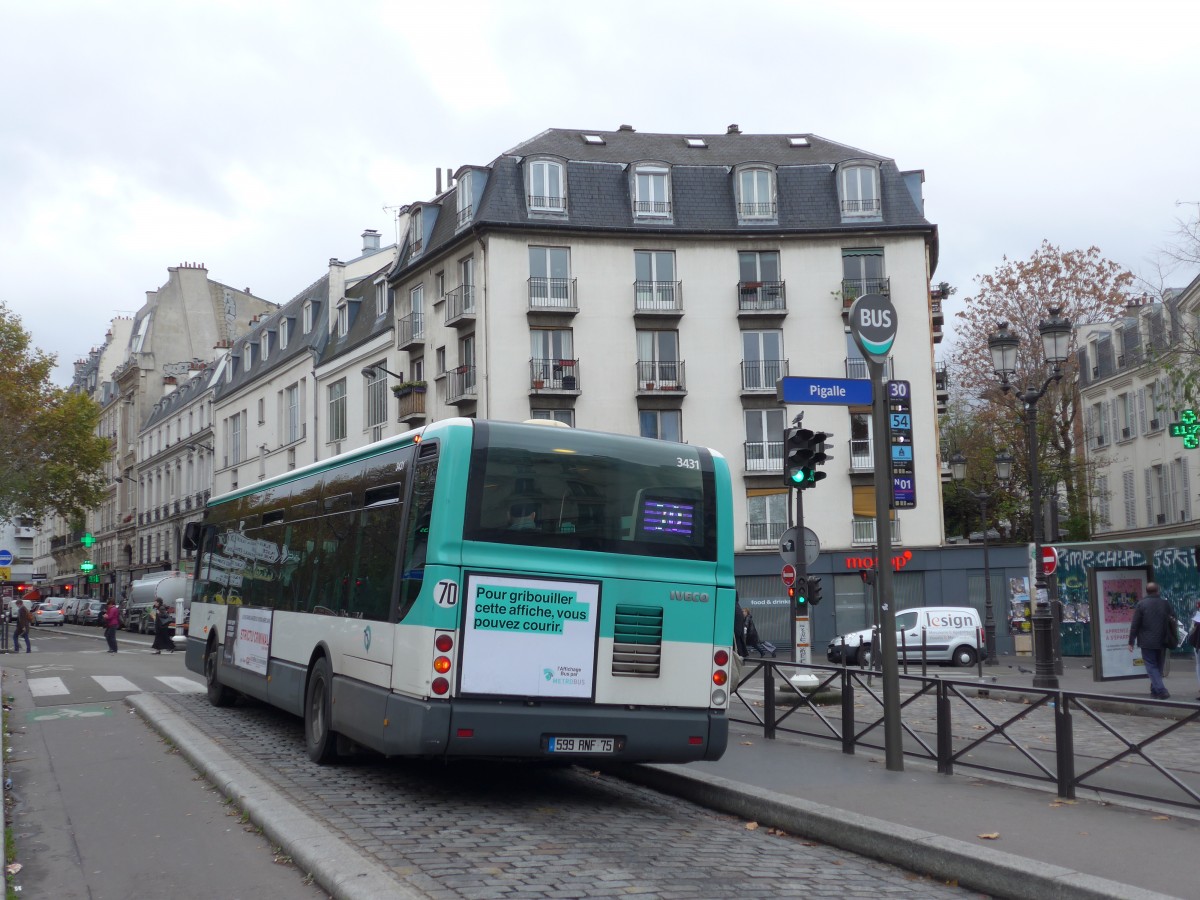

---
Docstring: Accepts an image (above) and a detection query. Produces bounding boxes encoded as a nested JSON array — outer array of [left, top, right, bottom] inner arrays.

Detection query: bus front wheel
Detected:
[[205, 642, 236, 707], [305, 657, 339, 764]]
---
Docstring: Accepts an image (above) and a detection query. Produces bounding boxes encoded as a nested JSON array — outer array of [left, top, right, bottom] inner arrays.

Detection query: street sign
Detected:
[[777, 376, 873, 406], [781, 563, 797, 587], [0, 549, 12, 566], [802, 527, 820, 567], [888, 380, 916, 509], [1042, 546, 1059, 576], [779, 527, 798, 561], [0, 566, 10, 582], [848, 293, 898, 362]]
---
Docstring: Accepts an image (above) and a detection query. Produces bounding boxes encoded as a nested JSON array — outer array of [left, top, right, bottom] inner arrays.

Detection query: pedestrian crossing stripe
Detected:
[[26, 675, 205, 698]]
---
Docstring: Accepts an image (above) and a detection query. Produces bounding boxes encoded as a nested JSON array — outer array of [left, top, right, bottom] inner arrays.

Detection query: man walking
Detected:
[[1129, 581, 1174, 699], [102, 598, 120, 653], [12, 598, 31, 653]]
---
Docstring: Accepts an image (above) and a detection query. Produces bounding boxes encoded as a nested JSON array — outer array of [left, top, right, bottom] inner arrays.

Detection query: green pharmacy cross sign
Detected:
[[1169, 410, 1200, 449], [81, 532, 96, 548], [80, 560, 95, 572]]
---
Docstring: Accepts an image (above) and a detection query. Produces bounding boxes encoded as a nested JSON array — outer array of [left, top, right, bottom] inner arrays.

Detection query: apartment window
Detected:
[[284, 383, 302, 444], [459, 334, 477, 391], [456, 170, 473, 226], [257, 397, 265, 425], [337, 301, 349, 337], [842, 248, 886, 298], [747, 492, 788, 546], [410, 207, 423, 256], [328, 379, 347, 443], [531, 408, 575, 427], [302, 301, 313, 334], [636, 329, 680, 388], [279, 317, 289, 349], [1123, 469, 1137, 529], [1118, 392, 1136, 440], [365, 367, 386, 442], [742, 330, 784, 390], [529, 246, 570, 307], [1088, 400, 1110, 447], [738, 251, 783, 310], [639, 409, 682, 442], [633, 165, 671, 217], [410, 284, 424, 320], [1147, 464, 1167, 524], [736, 166, 775, 219], [634, 250, 677, 310], [528, 159, 565, 211], [243, 342, 254, 370], [744, 409, 785, 471], [229, 412, 244, 466], [840, 165, 880, 216], [375, 281, 389, 317], [850, 412, 873, 470], [261, 332, 271, 362], [530, 328, 574, 384], [434, 271, 445, 299], [436, 346, 447, 375], [1096, 475, 1110, 532]]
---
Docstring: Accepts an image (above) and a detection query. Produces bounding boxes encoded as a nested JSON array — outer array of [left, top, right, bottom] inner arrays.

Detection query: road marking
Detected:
[[28, 677, 69, 697], [90, 675, 140, 692], [26, 705, 113, 722], [156, 676, 205, 694]]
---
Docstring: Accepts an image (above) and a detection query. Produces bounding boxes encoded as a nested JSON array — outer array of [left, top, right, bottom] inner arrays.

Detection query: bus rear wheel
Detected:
[[205, 642, 236, 707], [305, 657, 339, 764]]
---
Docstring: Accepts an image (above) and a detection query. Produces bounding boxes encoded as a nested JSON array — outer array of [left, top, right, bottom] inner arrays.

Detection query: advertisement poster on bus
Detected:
[[1091, 568, 1146, 679], [225, 606, 273, 676], [460, 573, 599, 699]]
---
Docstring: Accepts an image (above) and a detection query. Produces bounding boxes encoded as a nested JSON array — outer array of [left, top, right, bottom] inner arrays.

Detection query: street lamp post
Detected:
[[988, 308, 1072, 690], [950, 449, 1013, 665]]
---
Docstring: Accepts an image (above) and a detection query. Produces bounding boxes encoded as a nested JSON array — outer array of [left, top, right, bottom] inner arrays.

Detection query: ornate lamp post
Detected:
[[988, 308, 1072, 689], [950, 449, 1013, 665]]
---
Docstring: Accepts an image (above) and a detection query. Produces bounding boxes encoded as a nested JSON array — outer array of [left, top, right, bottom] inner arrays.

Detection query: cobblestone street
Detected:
[[160, 693, 987, 899]]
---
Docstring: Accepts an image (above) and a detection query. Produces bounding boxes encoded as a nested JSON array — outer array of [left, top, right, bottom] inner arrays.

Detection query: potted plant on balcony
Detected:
[[392, 380, 427, 398]]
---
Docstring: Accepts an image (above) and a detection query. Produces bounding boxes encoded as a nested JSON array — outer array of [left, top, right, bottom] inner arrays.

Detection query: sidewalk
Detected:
[[612, 652, 1200, 900]]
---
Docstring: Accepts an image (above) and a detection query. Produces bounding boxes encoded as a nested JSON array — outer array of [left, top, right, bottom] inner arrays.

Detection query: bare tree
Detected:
[[951, 242, 1133, 541]]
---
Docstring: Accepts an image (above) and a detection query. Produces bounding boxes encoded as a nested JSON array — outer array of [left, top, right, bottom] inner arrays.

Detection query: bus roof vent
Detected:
[[611, 604, 663, 678]]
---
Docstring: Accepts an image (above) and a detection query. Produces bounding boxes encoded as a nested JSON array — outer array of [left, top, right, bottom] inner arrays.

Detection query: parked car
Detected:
[[78, 599, 105, 625], [34, 600, 66, 626], [63, 597, 82, 623], [827, 606, 984, 668]]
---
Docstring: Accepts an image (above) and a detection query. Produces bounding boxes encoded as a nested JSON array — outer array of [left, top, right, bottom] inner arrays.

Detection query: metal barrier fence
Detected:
[[729, 658, 1200, 811]]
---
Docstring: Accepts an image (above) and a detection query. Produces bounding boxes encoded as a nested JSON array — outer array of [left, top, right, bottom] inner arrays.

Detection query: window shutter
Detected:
[[1108, 400, 1117, 444], [1138, 388, 1147, 434], [1144, 468, 1153, 523], [1085, 405, 1094, 444], [1123, 470, 1136, 529]]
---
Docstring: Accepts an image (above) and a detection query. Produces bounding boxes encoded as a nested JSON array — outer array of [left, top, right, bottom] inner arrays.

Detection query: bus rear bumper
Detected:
[[383, 696, 728, 762]]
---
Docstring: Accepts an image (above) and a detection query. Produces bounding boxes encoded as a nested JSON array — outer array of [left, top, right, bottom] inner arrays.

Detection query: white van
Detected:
[[827, 606, 984, 668]]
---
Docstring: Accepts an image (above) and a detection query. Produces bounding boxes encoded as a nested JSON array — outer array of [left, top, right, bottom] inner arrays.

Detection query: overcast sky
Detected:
[[3, 0, 1197, 385]]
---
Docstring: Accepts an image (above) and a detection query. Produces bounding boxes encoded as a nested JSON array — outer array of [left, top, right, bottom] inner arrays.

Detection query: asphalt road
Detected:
[[3, 625, 332, 899]]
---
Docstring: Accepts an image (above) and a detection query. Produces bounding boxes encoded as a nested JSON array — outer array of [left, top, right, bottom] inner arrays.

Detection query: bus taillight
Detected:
[[432, 677, 449, 695], [713, 649, 729, 666], [434, 656, 451, 674], [712, 669, 728, 686], [435, 633, 454, 652]]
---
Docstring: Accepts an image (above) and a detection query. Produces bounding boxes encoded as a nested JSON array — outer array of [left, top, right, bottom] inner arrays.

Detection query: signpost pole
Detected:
[[794, 487, 808, 664]]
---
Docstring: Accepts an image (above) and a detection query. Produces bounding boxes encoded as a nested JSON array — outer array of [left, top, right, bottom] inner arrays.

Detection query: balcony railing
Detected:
[[841, 277, 890, 300], [396, 388, 426, 422], [445, 285, 476, 324], [737, 201, 777, 219], [636, 360, 686, 393], [528, 277, 577, 312], [397, 312, 424, 349], [747, 521, 786, 547], [528, 194, 566, 211], [633, 199, 671, 217], [456, 205, 472, 227], [633, 281, 682, 313], [841, 197, 881, 216], [845, 357, 893, 380], [741, 359, 788, 391], [737, 281, 786, 313], [851, 517, 902, 546], [447, 366, 477, 404], [849, 438, 873, 472], [743, 440, 783, 473], [530, 358, 580, 392]]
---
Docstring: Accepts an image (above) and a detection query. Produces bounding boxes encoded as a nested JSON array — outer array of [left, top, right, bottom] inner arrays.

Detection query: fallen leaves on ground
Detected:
[[977, 832, 1000, 840], [745, 821, 759, 830]]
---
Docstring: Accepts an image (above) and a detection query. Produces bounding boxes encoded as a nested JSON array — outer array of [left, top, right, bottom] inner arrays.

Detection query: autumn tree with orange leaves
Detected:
[[951, 242, 1134, 541]]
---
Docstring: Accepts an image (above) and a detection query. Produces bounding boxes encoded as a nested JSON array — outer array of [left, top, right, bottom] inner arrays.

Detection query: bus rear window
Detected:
[[463, 422, 716, 561]]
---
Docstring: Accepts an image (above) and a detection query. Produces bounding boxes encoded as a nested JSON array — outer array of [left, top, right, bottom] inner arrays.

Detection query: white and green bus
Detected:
[[184, 418, 735, 764]]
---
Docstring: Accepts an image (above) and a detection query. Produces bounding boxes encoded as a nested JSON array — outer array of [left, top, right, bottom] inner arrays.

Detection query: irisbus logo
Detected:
[[669, 590, 710, 603]]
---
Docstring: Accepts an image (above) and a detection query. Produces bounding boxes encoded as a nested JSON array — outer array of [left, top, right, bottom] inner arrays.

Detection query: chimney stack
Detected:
[[727, 123, 741, 134], [362, 229, 381, 253]]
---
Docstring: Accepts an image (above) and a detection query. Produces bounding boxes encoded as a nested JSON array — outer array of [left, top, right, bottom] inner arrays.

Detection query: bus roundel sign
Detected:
[[848, 293, 898, 363]]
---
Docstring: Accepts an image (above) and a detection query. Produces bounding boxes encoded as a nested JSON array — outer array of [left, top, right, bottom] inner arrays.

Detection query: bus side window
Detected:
[[396, 458, 437, 622]]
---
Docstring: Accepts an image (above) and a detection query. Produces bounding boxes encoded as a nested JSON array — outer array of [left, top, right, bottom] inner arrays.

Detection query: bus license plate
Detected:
[[548, 736, 615, 754]]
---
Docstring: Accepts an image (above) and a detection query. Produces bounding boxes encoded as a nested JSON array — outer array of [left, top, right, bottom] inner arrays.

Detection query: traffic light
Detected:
[[807, 575, 823, 606], [789, 583, 807, 611], [784, 427, 833, 490]]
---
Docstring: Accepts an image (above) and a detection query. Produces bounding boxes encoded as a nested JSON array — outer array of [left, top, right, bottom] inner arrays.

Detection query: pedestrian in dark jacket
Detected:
[[1129, 581, 1174, 699], [103, 599, 120, 653], [744, 610, 775, 657], [151, 599, 175, 654], [733, 605, 748, 658], [12, 599, 31, 652]]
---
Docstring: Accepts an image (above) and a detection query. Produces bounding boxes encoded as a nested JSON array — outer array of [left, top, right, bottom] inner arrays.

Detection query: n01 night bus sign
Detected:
[[888, 380, 916, 509]]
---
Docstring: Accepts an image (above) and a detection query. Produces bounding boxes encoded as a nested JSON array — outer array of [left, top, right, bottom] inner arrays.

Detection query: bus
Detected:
[[184, 418, 735, 764]]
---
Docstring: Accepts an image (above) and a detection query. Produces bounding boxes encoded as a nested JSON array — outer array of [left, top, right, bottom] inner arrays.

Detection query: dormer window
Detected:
[[302, 301, 313, 334], [633, 165, 671, 218], [337, 301, 349, 337], [243, 342, 253, 370], [410, 207, 424, 257], [279, 317, 290, 349], [528, 159, 566, 212], [840, 164, 881, 217], [260, 331, 271, 362], [736, 166, 776, 220], [375, 280, 389, 317], [456, 171, 473, 226]]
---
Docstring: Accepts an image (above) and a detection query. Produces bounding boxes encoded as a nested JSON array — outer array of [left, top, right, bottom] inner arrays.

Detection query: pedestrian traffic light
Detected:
[[807, 575, 823, 606], [789, 583, 807, 610]]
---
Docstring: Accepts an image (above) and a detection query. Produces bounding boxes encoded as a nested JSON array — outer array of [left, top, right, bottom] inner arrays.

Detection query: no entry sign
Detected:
[[782, 564, 797, 587], [1042, 546, 1058, 576]]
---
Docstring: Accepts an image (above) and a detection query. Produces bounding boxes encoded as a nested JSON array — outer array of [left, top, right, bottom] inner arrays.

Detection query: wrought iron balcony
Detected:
[[633, 281, 682, 314], [737, 201, 777, 219], [746, 521, 786, 547], [845, 357, 893, 380], [743, 440, 783, 473], [447, 366, 477, 405], [397, 312, 424, 349], [633, 199, 671, 217], [445, 285, 476, 325], [528, 194, 566, 212], [841, 197, 881, 216], [851, 517, 901, 546], [737, 281, 786, 314], [529, 358, 580, 392], [741, 359, 788, 391], [528, 277, 577, 313], [635, 360, 686, 394]]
